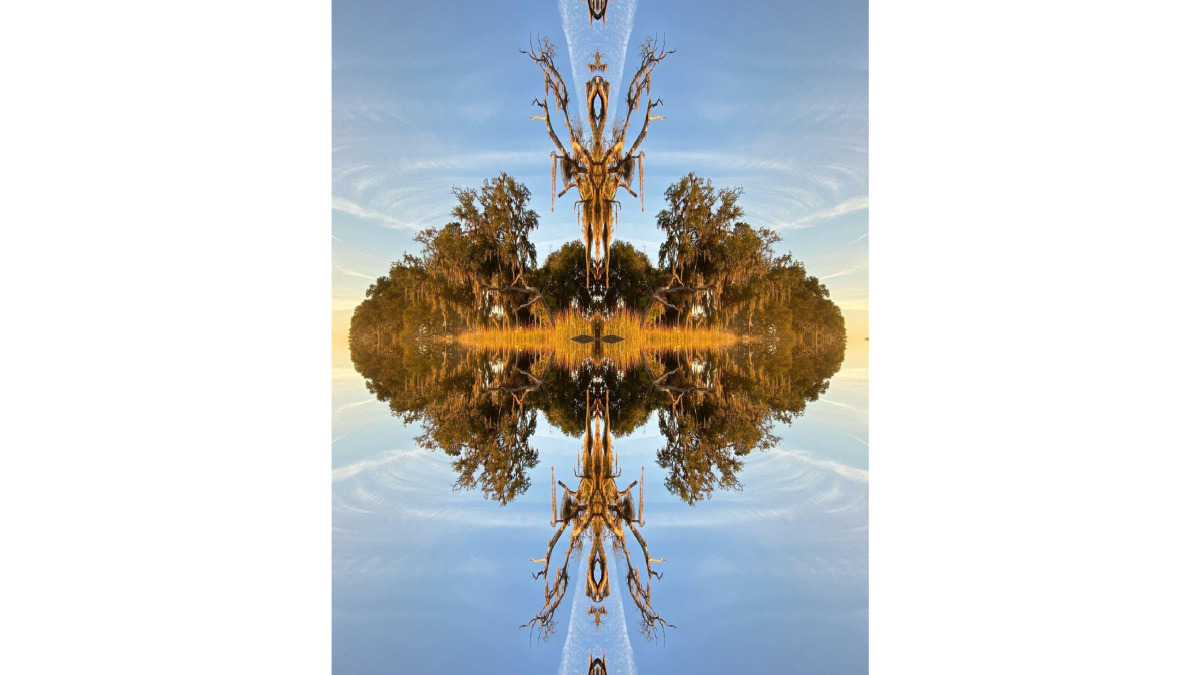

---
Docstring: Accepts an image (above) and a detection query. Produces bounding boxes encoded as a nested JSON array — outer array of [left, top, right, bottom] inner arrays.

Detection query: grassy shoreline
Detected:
[[454, 309, 748, 366]]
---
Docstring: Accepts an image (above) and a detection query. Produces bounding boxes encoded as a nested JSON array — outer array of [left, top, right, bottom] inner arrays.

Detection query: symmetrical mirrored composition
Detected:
[[334, 1, 867, 672]]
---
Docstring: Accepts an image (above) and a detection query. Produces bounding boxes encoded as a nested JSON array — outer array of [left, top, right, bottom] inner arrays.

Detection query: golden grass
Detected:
[[455, 309, 746, 368]]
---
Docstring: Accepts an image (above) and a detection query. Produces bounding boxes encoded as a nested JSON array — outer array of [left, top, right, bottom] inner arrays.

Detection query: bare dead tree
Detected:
[[521, 485, 576, 641], [522, 35, 673, 287], [522, 392, 672, 642]]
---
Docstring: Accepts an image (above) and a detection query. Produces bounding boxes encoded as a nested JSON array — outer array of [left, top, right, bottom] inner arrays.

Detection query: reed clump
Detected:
[[455, 309, 745, 367]]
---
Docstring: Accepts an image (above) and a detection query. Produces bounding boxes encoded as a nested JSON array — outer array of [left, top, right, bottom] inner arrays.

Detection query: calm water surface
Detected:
[[332, 339, 867, 674]]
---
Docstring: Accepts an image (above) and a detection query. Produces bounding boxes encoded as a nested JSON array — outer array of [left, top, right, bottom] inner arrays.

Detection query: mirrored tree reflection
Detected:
[[349, 336, 845, 507], [643, 342, 846, 505], [349, 325, 845, 645], [523, 391, 670, 642], [349, 339, 550, 505]]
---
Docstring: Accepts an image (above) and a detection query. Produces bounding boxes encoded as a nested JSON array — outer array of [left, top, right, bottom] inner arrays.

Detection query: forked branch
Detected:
[[640, 275, 714, 326], [486, 366, 547, 409], [522, 521, 575, 642], [622, 36, 674, 156], [522, 36, 577, 156], [622, 521, 673, 642], [485, 283, 555, 327]]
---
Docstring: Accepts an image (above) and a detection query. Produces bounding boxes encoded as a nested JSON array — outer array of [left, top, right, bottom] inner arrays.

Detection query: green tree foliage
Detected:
[[445, 172, 539, 284], [657, 173, 751, 282], [348, 254, 472, 347], [349, 173, 544, 340], [531, 240, 589, 312], [652, 173, 846, 349], [531, 240, 662, 314]]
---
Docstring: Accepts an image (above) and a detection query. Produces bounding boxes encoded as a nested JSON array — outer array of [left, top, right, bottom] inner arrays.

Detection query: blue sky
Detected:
[[332, 0, 868, 340]]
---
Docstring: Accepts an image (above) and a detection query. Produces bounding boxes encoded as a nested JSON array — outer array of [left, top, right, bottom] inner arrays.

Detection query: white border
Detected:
[[872, 0, 1201, 671], [2, 1, 331, 673]]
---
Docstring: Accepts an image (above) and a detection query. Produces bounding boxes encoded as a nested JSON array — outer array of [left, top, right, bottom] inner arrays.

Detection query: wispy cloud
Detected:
[[333, 399, 377, 417], [816, 398, 869, 418], [332, 234, 364, 254], [333, 163, 375, 182], [335, 152, 545, 184], [332, 448, 418, 483], [333, 492, 545, 529], [655, 150, 801, 173], [783, 195, 869, 229], [332, 99, 414, 126], [821, 264, 866, 281], [332, 196, 417, 229], [389, 151, 545, 173], [335, 265, 375, 280], [791, 451, 869, 484], [652, 153, 865, 190]]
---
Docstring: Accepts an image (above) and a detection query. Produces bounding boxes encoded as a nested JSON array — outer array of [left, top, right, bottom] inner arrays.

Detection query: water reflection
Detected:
[[348, 330, 847, 654], [524, 391, 669, 642], [349, 337, 845, 509]]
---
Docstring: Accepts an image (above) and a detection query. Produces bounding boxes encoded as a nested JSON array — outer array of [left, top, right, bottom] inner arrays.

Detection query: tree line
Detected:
[[349, 171, 846, 350]]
